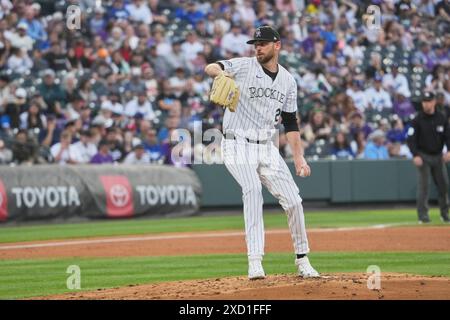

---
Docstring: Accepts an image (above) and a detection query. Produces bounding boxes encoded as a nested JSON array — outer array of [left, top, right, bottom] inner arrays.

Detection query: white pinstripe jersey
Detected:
[[218, 57, 298, 140]]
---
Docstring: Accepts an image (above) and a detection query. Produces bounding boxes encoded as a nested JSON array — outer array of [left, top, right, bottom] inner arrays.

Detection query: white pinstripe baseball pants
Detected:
[[222, 137, 310, 259]]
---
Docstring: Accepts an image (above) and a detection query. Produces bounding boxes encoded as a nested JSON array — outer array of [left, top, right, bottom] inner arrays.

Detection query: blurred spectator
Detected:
[[413, 41, 437, 72], [365, 52, 383, 80], [5, 23, 33, 52], [78, 77, 98, 106], [434, 45, 449, 66], [350, 131, 366, 159], [349, 111, 372, 139], [293, 15, 309, 42], [110, 50, 130, 77], [300, 66, 332, 95], [7, 47, 33, 74], [89, 7, 107, 37], [176, 1, 205, 27], [342, 36, 364, 63], [0, 75, 11, 111], [50, 131, 80, 165], [19, 5, 47, 48], [383, 64, 411, 98], [123, 143, 151, 164], [303, 109, 332, 144], [143, 129, 166, 163], [20, 101, 46, 131], [331, 131, 354, 159], [158, 116, 180, 144], [426, 64, 448, 92], [0, 138, 12, 164], [393, 91, 415, 120], [388, 142, 413, 159], [364, 130, 389, 160], [181, 31, 204, 62], [105, 127, 125, 162], [39, 114, 61, 148], [364, 75, 393, 114], [153, 28, 172, 57], [169, 67, 190, 102], [436, 91, 450, 120], [90, 140, 114, 164], [221, 24, 250, 57], [37, 69, 66, 116], [12, 130, 39, 164], [275, 0, 297, 13], [387, 118, 407, 144], [93, 103, 113, 128], [0, 1, 13, 20], [435, 0, 450, 19], [301, 26, 321, 59], [4, 88, 27, 129], [31, 48, 49, 73], [346, 80, 368, 112], [71, 130, 97, 164], [191, 71, 210, 97], [124, 90, 155, 121], [44, 42, 70, 71], [141, 64, 158, 98], [156, 81, 182, 115], [166, 40, 192, 73], [320, 20, 337, 55], [101, 92, 124, 117], [126, 0, 153, 25], [108, 0, 130, 21], [238, 0, 257, 25], [147, 44, 170, 79]]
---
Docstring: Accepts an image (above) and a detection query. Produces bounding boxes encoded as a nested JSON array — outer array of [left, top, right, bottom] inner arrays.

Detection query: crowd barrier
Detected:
[[0, 164, 201, 222]]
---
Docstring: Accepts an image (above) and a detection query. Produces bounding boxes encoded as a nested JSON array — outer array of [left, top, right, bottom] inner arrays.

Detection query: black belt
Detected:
[[224, 132, 268, 144]]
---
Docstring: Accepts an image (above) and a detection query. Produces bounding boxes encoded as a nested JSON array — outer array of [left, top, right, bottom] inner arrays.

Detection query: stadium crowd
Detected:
[[0, 0, 449, 166]]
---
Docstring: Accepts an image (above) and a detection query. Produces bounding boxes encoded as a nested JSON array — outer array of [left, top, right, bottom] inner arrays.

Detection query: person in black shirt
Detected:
[[4, 88, 28, 129], [44, 42, 70, 71], [407, 91, 450, 223]]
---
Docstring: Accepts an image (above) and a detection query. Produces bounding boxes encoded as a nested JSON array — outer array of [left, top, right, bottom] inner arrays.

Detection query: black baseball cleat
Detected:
[[440, 215, 450, 223], [418, 217, 431, 224]]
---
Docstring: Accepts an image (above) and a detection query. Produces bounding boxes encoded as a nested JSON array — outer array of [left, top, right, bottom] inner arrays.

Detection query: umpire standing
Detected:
[[407, 91, 450, 223]]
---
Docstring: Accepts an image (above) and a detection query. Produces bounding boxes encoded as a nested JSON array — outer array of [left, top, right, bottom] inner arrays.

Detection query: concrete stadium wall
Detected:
[[193, 160, 450, 207]]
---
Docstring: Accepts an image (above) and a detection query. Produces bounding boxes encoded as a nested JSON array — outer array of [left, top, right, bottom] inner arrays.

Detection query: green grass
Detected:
[[0, 252, 449, 299], [0, 208, 445, 243]]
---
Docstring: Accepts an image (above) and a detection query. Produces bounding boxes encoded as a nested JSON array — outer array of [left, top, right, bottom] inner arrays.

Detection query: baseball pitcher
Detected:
[[204, 25, 320, 279]]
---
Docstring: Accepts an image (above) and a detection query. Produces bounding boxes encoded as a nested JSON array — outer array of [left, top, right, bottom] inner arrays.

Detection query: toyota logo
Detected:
[[110, 184, 129, 208]]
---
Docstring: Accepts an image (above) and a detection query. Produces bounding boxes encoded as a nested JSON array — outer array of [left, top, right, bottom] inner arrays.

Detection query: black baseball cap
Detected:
[[422, 91, 435, 102], [80, 129, 91, 137], [98, 139, 109, 148], [247, 26, 281, 44], [133, 143, 145, 150]]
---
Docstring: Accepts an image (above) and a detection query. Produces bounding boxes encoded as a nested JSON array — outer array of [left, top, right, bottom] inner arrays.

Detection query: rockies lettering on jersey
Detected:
[[218, 57, 297, 140], [248, 87, 285, 104]]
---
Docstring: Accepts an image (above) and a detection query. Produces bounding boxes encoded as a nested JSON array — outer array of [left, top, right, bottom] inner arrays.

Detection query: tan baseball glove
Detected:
[[209, 72, 240, 112]]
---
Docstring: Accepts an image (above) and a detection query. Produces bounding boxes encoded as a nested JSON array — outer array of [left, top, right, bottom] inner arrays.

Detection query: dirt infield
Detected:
[[1, 226, 449, 260], [37, 273, 450, 300], [3, 225, 448, 300]]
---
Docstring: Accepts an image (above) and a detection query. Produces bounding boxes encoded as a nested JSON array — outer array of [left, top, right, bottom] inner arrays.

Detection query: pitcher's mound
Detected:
[[39, 273, 450, 300]]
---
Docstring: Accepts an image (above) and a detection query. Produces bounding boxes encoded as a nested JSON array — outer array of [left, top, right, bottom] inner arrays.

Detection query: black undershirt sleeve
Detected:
[[281, 111, 299, 132], [406, 117, 419, 156]]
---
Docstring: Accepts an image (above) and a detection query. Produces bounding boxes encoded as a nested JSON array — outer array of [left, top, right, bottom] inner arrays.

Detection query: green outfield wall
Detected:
[[193, 160, 450, 207]]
